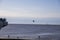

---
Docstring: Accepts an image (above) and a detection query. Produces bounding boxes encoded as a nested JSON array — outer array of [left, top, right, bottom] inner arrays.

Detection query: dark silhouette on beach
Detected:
[[0, 18, 8, 30]]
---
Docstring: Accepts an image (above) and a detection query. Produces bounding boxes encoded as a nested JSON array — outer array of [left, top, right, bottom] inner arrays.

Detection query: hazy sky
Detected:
[[0, 0, 60, 24], [0, 0, 60, 18]]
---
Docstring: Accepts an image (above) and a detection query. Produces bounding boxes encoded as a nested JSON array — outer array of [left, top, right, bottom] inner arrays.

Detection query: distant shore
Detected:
[[8, 24, 60, 26]]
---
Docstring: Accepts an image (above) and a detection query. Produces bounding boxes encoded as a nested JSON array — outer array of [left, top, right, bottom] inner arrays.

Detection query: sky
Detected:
[[0, 0, 60, 24]]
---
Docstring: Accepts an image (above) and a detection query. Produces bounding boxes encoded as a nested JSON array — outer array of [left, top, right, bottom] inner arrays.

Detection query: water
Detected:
[[0, 24, 60, 39]]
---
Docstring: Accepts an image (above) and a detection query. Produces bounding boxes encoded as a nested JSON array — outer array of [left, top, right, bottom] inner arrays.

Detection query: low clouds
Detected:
[[0, 10, 19, 17], [0, 9, 60, 18]]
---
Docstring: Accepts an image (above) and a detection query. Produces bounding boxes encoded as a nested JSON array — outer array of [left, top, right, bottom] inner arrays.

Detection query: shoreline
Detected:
[[8, 24, 60, 26]]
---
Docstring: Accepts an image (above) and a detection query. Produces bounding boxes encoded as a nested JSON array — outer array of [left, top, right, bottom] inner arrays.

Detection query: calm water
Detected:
[[0, 24, 60, 39], [0, 24, 60, 35]]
